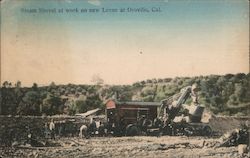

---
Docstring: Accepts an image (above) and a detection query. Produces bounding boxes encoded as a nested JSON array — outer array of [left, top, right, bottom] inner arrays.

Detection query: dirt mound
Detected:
[[208, 116, 250, 134]]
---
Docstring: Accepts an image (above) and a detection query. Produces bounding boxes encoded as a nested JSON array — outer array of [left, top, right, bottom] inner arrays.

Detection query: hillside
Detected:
[[1, 73, 249, 116]]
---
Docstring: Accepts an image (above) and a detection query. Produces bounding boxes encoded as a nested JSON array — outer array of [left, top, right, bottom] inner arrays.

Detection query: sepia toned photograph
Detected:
[[0, 0, 249, 157]]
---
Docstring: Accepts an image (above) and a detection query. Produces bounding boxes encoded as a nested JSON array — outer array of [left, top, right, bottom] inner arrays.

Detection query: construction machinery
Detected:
[[155, 85, 212, 136], [105, 84, 213, 136]]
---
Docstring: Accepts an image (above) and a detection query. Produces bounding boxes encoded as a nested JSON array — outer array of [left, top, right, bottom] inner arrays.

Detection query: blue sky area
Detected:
[[1, 0, 249, 85]]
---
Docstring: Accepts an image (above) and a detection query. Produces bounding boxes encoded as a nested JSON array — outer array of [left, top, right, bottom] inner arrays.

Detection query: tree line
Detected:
[[0, 73, 249, 116]]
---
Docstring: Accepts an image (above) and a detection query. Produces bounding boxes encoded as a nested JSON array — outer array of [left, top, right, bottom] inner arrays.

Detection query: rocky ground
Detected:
[[1, 136, 249, 158]]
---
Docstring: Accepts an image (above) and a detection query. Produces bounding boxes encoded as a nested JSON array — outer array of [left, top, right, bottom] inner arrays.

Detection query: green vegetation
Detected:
[[0, 73, 249, 116]]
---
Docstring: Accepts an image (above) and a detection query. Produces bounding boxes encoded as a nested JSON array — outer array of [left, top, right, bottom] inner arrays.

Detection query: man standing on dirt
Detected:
[[44, 123, 50, 139], [191, 83, 199, 105], [49, 119, 55, 139], [58, 121, 63, 138]]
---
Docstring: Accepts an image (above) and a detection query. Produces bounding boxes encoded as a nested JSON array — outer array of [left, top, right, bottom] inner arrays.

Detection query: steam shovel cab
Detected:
[[105, 99, 161, 136]]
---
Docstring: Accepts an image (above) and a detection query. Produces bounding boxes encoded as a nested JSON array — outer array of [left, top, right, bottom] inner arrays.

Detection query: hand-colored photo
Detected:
[[1, 0, 249, 157]]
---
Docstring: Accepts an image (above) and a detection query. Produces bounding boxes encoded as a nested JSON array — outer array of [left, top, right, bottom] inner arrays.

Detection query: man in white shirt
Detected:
[[49, 119, 55, 139]]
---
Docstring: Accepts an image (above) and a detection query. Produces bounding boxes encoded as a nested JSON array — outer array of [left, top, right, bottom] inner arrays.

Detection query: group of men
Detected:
[[85, 118, 106, 137], [43, 118, 106, 139], [44, 119, 70, 139]]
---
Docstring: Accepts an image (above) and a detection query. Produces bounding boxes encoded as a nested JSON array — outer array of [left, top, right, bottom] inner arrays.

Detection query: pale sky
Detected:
[[1, 0, 249, 86]]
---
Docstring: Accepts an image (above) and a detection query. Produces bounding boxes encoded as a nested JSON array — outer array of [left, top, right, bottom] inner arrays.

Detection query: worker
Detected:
[[44, 123, 50, 139], [88, 118, 97, 136], [79, 124, 88, 138], [138, 115, 146, 130], [191, 83, 199, 104], [58, 121, 64, 138], [142, 118, 152, 133], [153, 117, 163, 130], [26, 126, 32, 145], [49, 119, 55, 139], [98, 122, 105, 137], [95, 119, 100, 135]]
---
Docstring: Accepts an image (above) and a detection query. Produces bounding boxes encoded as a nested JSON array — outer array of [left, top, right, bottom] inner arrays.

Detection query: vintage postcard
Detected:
[[0, 0, 249, 157]]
